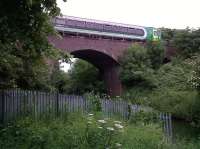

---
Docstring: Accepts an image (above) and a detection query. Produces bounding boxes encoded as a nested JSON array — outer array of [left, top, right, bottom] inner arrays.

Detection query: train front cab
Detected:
[[146, 27, 161, 41]]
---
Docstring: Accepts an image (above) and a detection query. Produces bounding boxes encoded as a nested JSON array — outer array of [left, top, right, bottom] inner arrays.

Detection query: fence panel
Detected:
[[160, 113, 173, 140], [101, 99, 129, 120], [0, 89, 172, 139]]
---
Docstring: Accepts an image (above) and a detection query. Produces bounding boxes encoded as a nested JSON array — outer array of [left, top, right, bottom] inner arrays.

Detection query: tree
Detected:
[[0, 0, 67, 90], [67, 59, 106, 94], [119, 44, 155, 88], [161, 28, 200, 58], [50, 66, 71, 93], [146, 41, 164, 69], [160, 28, 177, 45], [190, 55, 200, 93], [173, 28, 200, 57]]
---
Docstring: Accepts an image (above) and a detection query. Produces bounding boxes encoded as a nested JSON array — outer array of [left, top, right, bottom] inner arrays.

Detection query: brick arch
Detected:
[[70, 49, 122, 96], [48, 35, 129, 96], [69, 49, 123, 96], [70, 49, 119, 69], [48, 35, 134, 62]]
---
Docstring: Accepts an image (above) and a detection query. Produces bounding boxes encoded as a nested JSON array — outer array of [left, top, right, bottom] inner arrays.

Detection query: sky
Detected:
[[57, 0, 200, 29], [60, 58, 76, 72]]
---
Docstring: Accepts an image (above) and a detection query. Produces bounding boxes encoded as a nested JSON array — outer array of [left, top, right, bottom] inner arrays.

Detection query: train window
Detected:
[[113, 26, 119, 32], [157, 30, 161, 37], [74, 20, 85, 28], [153, 31, 158, 37], [66, 19, 85, 28], [66, 19, 76, 26], [104, 24, 113, 31], [55, 18, 65, 25], [95, 23, 104, 31], [85, 22, 103, 31], [85, 22, 95, 29], [117, 26, 127, 33], [112, 25, 119, 32], [135, 29, 144, 36], [127, 28, 136, 34]]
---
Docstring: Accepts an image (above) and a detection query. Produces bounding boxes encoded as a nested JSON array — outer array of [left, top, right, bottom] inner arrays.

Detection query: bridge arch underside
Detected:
[[71, 49, 122, 96]]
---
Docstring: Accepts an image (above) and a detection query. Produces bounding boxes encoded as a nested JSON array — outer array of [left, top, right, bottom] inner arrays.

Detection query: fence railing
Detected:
[[0, 89, 172, 139], [0, 89, 131, 122]]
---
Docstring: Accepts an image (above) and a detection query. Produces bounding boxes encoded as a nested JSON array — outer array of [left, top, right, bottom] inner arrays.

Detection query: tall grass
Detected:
[[0, 112, 199, 149]]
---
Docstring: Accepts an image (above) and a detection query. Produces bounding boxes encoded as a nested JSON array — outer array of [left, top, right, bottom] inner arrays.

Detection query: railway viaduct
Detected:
[[48, 16, 175, 96]]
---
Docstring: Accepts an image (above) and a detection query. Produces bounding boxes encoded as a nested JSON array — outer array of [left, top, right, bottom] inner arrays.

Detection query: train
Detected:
[[53, 16, 161, 42]]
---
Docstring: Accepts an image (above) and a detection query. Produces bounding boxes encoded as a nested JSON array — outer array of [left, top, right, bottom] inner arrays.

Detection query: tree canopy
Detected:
[[67, 59, 106, 95], [0, 0, 67, 90], [161, 28, 200, 58], [119, 42, 164, 88]]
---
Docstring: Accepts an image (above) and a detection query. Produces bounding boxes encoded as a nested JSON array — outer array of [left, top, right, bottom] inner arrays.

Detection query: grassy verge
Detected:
[[0, 112, 199, 149]]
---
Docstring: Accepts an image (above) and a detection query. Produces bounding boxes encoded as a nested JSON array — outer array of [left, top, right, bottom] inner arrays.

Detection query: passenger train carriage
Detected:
[[53, 16, 161, 41]]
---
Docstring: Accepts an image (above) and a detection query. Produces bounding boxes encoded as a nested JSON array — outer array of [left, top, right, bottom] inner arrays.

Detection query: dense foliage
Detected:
[[146, 41, 165, 69], [161, 28, 200, 58], [119, 42, 164, 88], [190, 55, 200, 93], [50, 66, 71, 93], [1, 113, 200, 149], [150, 58, 200, 121], [66, 59, 106, 94], [0, 0, 68, 90], [119, 30, 200, 125], [121, 55, 200, 125]]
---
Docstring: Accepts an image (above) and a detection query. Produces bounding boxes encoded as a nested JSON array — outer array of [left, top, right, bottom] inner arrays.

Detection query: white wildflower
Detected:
[[114, 124, 124, 129], [115, 143, 122, 147], [87, 117, 93, 121], [98, 126, 103, 129], [88, 113, 94, 116], [98, 120, 106, 124], [87, 121, 92, 124], [107, 127, 114, 131], [114, 121, 122, 124]]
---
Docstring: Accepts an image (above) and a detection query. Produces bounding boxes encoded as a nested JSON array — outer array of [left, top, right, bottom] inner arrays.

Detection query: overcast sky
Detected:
[[57, 0, 200, 29]]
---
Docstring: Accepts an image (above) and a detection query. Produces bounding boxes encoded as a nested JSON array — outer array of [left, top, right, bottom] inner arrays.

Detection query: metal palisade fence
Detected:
[[0, 89, 130, 122], [0, 89, 172, 139]]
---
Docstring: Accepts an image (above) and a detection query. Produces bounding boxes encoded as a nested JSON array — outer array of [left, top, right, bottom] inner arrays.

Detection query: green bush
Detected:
[[122, 86, 152, 105], [1, 113, 200, 149], [129, 110, 160, 125], [155, 57, 192, 90], [146, 41, 165, 69], [0, 113, 167, 149], [67, 59, 106, 94], [121, 55, 200, 125], [150, 89, 198, 120], [119, 44, 156, 88], [189, 55, 200, 93], [84, 92, 102, 112], [161, 28, 200, 58], [149, 57, 200, 124]]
